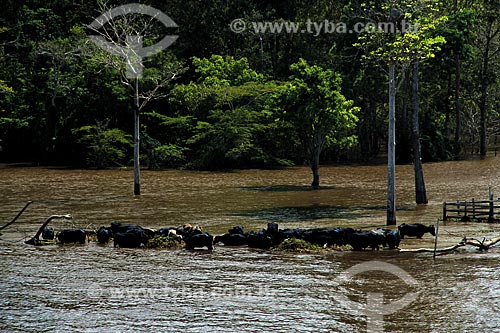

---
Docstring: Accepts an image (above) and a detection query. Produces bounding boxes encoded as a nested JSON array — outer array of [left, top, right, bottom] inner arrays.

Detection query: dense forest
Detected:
[[0, 0, 499, 172]]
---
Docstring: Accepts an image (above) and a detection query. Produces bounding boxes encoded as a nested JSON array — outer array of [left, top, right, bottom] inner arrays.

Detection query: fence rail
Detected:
[[443, 197, 500, 222]]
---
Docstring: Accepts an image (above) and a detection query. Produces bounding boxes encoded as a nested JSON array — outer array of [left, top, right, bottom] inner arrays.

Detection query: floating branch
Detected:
[[400, 243, 466, 253], [462, 236, 500, 251], [25, 214, 72, 245], [400, 235, 500, 253], [0, 201, 33, 232]]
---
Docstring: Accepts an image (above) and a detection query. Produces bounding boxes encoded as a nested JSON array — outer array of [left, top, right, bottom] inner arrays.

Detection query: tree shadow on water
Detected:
[[234, 204, 417, 223], [234, 205, 376, 222], [240, 185, 336, 192]]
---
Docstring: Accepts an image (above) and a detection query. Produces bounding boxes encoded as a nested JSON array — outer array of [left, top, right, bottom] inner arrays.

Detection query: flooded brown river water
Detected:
[[1, 159, 500, 332]]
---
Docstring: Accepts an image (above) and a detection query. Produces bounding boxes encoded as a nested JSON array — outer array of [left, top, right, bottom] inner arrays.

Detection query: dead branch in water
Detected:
[[462, 236, 500, 251], [400, 235, 500, 253], [399, 243, 466, 253], [25, 214, 72, 245], [0, 201, 33, 232]]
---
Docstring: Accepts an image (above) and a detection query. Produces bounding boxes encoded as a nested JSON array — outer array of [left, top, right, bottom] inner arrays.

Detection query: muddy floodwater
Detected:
[[1, 159, 500, 332]]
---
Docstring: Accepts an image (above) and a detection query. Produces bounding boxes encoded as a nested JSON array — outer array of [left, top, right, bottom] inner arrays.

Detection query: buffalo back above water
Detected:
[[398, 223, 435, 239], [42, 227, 55, 240], [277, 227, 355, 247], [373, 228, 401, 249], [111, 222, 152, 248], [214, 233, 247, 246], [96, 227, 112, 244], [57, 229, 86, 244], [184, 233, 214, 250], [347, 231, 383, 251]]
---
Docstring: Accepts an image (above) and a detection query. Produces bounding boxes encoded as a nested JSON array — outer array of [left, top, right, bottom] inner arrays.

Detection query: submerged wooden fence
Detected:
[[443, 188, 500, 222]]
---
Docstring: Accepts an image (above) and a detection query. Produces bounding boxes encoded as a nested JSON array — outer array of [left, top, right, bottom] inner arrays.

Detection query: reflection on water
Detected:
[[0, 159, 500, 332]]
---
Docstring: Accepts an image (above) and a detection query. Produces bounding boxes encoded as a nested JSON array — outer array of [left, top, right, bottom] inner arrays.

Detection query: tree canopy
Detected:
[[0, 0, 498, 171], [272, 59, 358, 187]]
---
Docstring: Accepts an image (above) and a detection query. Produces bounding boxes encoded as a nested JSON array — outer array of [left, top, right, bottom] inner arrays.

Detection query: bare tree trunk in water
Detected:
[[134, 78, 141, 195], [454, 53, 461, 156], [311, 134, 321, 189], [411, 61, 428, 204], [479, 49, 489, 158], [387, 63, 396, 225], [453, 0, 462, 157], [479, 17, 497, 158]]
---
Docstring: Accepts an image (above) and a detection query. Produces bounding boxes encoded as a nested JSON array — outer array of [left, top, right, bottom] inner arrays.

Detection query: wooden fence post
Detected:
[[489, 187, 494, 221], [472, 198, 476, 219], [433, 218, 440, 259]]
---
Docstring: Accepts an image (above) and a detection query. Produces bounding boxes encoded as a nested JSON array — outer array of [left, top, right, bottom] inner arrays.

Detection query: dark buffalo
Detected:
[[96, 227, 112, 244], [111, 222, 152, 248], [184, 233, 214, 250], [42, 227, 55, 240], [175, 224, 203, 237], [373, 228, 401, 249], [157, 227, 177, 237], [398, 223, 435, 239], [114, 231, 145, 248], [347, 231, 383, 251], [110, 221, 154, 237], [267, 222, 282, 246], [279, 228, 305, 239], [277, 228, 306, 244], [304, 227, 356, 247], [267, 222, 279, 236], [277, 227, 355, 247], [238, 223, 281, 249], [228, 226, 244, 235], [338, 227, 357, 245], [384, 230, 401, 249], [214, 233, 247, 246], [57, 229, 86, 244], [246, 231, 273, 249], [302, 228, 339, 246]]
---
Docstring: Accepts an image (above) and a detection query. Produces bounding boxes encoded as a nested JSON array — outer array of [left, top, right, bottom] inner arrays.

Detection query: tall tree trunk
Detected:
[[311, 134, 321, 189], [134, 78, 141, 195], [398, 73, 411, 163], [453, 54, 461, 156], [387, 63, 396, 225], [479, 18, 496, 158], [411, 61, 428, 204], [311, 156, 320, 189], [479, 82, 488, 158]]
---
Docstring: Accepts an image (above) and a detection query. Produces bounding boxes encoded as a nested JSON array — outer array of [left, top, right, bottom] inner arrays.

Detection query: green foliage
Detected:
[[272, 238, 325, 253], [272, 59, 359, 163], [72, 123, 132, 168], [162, 56, 287, 169], [439, 9, 476, 59], [145, 234, 184, 249], [186, 106, 270, 168], [0, 80, 13, 94], [140, 130, 188, 169], [153, 144, 188, 166], [355, 0, 448, 65], [192, 55, 265, 86], [185, 81, 282, 169], [0, 117, 30, 129], [0, 0, 498, 166]]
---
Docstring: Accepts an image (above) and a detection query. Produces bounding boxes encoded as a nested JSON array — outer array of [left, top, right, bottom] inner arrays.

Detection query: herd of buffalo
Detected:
[[27, 221, 436, 251]]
